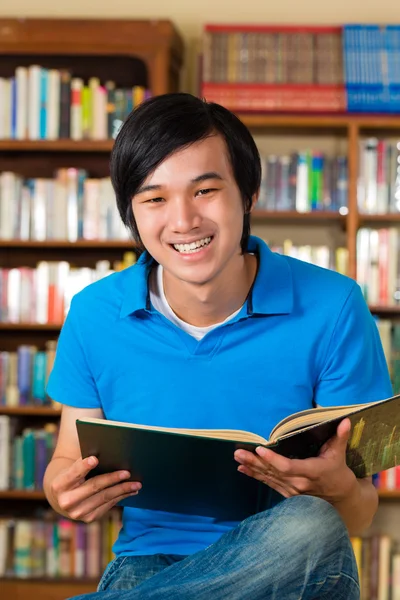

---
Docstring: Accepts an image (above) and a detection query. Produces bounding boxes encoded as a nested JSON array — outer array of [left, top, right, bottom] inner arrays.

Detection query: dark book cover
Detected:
[[76, 393, 400, 519]]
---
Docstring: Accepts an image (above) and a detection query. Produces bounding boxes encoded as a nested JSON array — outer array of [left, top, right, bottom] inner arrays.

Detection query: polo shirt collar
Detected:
[[247, 236, 293, 315], [120, 252, 154, 318], [119, 236, 293, 318]]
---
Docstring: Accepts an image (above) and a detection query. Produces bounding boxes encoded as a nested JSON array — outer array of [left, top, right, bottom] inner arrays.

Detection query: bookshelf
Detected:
[[1, 15, 400, 599], [0, 17, 184, 599]]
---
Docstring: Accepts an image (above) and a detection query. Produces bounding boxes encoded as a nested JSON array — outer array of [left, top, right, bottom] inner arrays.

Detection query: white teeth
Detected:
[[173, 236, 212, 254]]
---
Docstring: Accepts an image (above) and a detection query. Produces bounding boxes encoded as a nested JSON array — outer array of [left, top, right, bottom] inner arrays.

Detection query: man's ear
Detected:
[[249, 191, 259, 213]]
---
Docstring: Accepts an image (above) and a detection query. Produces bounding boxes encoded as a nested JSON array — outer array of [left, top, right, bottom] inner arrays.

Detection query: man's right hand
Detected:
[[50, 455, 141, 522]]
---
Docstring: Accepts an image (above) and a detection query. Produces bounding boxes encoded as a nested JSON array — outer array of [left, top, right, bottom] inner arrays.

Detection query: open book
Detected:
[[77, 392, 400, 520]]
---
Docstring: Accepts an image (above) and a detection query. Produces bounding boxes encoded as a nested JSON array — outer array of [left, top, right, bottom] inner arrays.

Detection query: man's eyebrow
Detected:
[[135, 172, 224, 195], [136, 183, 162, 195], [191, 172, 224, 184]]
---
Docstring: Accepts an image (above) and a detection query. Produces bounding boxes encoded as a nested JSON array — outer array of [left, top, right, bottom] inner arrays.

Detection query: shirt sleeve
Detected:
[[314, 282, 393, 407], [46, 296, 101, 408]]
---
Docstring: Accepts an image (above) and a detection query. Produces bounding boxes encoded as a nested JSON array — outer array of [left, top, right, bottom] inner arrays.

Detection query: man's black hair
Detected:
[[110, 93, 261, 255]]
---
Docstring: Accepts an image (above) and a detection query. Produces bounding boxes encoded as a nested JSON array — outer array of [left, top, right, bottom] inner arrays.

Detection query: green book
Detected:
[[76, 392, 400, 520]]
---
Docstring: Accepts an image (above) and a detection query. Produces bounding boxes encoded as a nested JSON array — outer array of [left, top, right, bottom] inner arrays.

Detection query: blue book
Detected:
[[32, 352, 47, 404], [17, 346, 33, 405], [10, 77, 17, 139], [22, 429, 35, 490], [39, 68, 48, 140]]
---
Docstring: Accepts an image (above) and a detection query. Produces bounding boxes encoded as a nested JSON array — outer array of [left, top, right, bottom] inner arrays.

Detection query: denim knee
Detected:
[[259, 495, 357, 578]]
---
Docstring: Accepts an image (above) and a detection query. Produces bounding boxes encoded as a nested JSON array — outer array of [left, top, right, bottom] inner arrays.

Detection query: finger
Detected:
[[256, 447, 325, 480], [54, 456, 100, 494], [65, 480, 142, 520], [59, 469, 134, 509], [84, 488, 141, 522], [319, 418, 351, 458], [254, 447, 296, 476], [238, 465, 292, 498]]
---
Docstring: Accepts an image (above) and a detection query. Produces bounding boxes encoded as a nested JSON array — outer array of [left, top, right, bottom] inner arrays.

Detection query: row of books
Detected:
[[373, 466, 400, 490], [0, 254, 137, 326], [0, 419, 57, 491], [0, 511, 121, 578], [374, 319, 400, 395], [0, 66, 151, 141], [0, 343, 58, 408], [267, 240, 349, 275], [202, 26, 343, 85], [344, 25, 400, 112], [351, 535, 400, 600], [201, 23, 400, 113], [0, 261, 112, 325], [357, 228, 400, 307], [358, 139, 400, 214], [257, 152, 348, 213], [0, 170, 129, 242]]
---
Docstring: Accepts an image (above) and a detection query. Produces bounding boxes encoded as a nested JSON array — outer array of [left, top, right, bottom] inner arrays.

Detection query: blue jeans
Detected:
[[70, 495, 360, 600]]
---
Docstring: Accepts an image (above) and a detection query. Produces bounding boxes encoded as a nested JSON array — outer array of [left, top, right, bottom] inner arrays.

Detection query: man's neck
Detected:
[[162, 254, 258, 327]]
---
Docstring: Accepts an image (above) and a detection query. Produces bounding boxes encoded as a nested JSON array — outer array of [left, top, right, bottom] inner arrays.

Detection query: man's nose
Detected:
[[169, 198, 201, 233]]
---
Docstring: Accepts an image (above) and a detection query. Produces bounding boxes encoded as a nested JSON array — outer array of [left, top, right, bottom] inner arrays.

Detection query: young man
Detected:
[[44, 93, 392, 600]]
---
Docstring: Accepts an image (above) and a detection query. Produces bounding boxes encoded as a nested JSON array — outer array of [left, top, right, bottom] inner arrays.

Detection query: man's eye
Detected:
[[196, 188, 215, 196], [146, 197, 164, 203]]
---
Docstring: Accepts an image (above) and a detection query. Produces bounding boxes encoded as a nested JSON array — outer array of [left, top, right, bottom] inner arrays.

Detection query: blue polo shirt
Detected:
[[47, 235, 392, 557]]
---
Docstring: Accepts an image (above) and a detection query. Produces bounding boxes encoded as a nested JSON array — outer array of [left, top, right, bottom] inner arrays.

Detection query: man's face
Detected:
[[131, 134, 247, 287]]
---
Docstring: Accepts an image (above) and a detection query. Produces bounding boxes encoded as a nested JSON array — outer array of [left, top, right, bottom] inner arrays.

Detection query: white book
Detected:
[[35, 262, 49, 324], [377, 535, 391, 600], [47, 69, 61, 140], [0, 521, 7, 576], [393, 554, 400, 600], [31, 179, 48, 241], [70, 77, 83, 141], [368, 228, 380, 305], [0, 78, 6, 139], [28, 65, 41, 140], [83, 179, 100, 239], [52, 178, 68, 239], [1, 79, 11, 140], [388, 228, 398, 305], [7, 268, 21, 323], [295, 153, 308, 213], [19, 185, 32, 240], [356, 228, 370, 300], [15, 66, 28, 140], [19, 268, 34, 323], [93, 85, 107, 140], [364, 138, 378, 214], [0, 172, 16, 239], [66, 168, 79, 242], [0, 416, 10, 490]]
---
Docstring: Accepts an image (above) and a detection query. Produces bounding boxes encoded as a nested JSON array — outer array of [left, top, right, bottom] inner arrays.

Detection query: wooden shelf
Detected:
[[377, 490, 400, 500], [369, 305, 400, 316], [1, 575, 98, 584], [252, 210, 346, 222], [1, 576, 97, 600], [240, 113, 400, 130], [0, 140, 114, 152], [0, 323, 62, 330], [359, 213, 400, 223], [0, 490, 47, 500], [0, 239, 135, 249], [0, 488, 398, 502], [0, 406, 61, 416]]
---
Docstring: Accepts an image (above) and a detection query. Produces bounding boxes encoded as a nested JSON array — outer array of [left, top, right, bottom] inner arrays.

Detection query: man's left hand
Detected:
[[234, 418, 357, 503]]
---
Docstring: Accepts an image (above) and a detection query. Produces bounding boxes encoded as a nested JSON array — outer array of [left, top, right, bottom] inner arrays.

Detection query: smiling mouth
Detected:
[[172, 236, 213, 254]]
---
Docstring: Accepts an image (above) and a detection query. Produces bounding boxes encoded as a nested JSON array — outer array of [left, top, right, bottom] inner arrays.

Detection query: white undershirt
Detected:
[[149, 264, 242, 341]]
